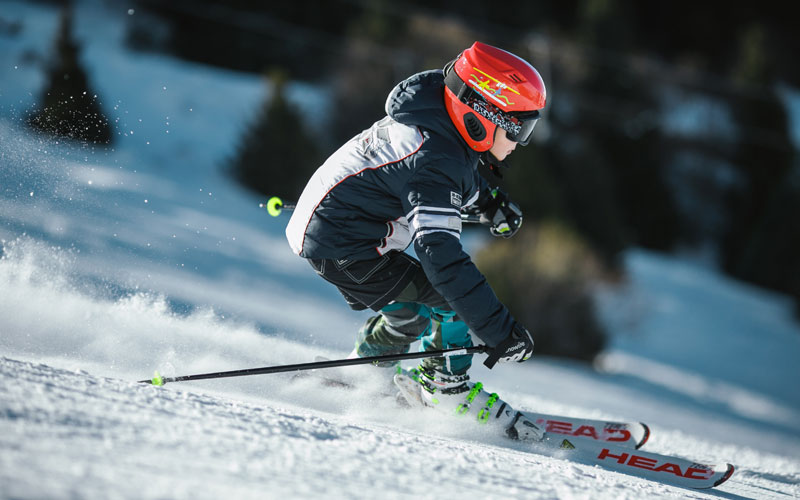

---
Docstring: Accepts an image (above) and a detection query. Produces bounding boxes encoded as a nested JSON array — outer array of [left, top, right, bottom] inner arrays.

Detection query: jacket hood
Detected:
[[385, 70, 470, 153]]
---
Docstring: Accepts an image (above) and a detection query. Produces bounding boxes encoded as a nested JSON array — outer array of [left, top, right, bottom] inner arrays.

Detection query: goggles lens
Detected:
[[506, 110, 539, 146]]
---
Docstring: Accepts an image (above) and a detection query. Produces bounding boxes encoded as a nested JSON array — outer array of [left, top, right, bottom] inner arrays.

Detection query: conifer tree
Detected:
[[28, 6, 112, 144], [229, 70, 321, 200]]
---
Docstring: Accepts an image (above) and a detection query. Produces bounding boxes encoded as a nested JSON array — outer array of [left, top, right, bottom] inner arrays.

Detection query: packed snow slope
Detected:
[[2, 1, 800, 498]]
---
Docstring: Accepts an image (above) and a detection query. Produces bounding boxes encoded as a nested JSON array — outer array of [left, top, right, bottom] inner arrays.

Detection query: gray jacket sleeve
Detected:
[[402, 165, 514, 347]]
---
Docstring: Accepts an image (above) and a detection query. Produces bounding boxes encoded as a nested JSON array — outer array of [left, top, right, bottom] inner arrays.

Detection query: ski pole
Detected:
[[260, 196, 484, 224], [139, 344, 489, 386]]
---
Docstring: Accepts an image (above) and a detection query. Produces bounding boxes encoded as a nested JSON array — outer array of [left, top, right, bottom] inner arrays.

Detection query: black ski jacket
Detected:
[[285, 70, 514, 347]]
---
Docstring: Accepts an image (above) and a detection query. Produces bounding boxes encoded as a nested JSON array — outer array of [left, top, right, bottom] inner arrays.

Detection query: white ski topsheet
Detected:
[[546, 435, 735, 489], [525, 412, 649, 449]]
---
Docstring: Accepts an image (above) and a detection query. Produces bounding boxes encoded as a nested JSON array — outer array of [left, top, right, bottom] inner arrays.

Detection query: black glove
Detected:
[[478, 188, 523, 238], [483, 323, 534, 369]]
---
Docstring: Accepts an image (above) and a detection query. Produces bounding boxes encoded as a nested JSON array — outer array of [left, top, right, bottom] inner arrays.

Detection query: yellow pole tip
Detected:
[[266, 196, 283, 217]]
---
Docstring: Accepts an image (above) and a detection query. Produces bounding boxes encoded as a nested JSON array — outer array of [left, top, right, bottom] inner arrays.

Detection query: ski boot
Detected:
[[395, 365, 546, 443]]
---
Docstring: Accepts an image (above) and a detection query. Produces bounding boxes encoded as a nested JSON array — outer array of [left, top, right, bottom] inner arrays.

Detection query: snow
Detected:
[[1, 1, 799, 498]]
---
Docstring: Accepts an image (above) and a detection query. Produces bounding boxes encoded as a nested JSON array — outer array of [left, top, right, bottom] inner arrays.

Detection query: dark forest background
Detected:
[[27, 0, 799, 361]]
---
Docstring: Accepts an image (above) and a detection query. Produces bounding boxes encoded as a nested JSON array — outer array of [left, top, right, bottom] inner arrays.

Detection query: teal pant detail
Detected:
[[421, 306, 472, 374], [355, 302, 473, 375], [353, 264, 474, 375]]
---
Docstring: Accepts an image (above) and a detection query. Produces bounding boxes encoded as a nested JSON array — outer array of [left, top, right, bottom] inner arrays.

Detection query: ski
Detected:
[[541, 436, 735, 489], [526, 412, 649, 449]]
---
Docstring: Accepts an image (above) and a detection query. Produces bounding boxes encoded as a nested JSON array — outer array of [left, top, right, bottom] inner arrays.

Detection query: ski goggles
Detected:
[[468, 98, 540, 146]]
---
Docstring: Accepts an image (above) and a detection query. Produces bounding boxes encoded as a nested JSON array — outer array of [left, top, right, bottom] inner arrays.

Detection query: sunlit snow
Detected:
[[1, 1, 798, 498]]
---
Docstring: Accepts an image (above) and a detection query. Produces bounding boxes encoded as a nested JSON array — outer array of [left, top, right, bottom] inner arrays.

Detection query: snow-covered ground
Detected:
[[1, 1, 799, 498]]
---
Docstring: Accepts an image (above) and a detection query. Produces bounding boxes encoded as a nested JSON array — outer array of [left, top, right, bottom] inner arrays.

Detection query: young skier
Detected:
[[286, 41, 546, 440]]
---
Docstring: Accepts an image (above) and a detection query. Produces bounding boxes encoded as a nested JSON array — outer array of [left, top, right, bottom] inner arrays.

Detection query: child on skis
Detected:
[[286, 41, 546, 440]]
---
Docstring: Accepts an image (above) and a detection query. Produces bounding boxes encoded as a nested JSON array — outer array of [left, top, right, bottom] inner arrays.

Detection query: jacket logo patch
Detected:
[[450, 191, 462, 208]]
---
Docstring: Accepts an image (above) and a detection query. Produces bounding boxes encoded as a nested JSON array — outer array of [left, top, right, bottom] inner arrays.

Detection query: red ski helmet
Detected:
[[443, 42, 546, 152]]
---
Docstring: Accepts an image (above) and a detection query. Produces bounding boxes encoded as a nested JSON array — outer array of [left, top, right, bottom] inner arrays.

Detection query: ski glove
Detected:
[[479, 188, 523, 238], [483, 323, 534, 369]]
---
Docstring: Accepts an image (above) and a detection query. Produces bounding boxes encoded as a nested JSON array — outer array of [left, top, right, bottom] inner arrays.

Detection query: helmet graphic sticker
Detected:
[[468, 67, 519, 107]]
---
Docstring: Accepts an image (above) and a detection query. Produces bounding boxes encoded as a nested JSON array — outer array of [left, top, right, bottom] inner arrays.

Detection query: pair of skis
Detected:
[[298, 365, 735, 490]]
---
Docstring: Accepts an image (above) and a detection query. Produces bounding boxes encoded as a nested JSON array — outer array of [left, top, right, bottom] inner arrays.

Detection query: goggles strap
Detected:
[[444, 64, 473, 101]]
